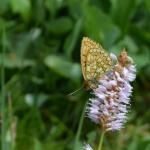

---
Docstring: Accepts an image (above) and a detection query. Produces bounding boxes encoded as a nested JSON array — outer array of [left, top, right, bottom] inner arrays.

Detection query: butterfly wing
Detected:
[[81, 37, 98, 81], [81, 37, 112, 89]]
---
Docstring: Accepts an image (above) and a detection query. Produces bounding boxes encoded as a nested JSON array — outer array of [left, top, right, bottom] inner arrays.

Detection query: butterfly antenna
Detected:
[[68, 85, 84, 96]]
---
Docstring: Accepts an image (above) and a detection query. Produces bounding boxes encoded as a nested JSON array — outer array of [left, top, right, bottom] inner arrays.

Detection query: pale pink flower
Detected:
[[86, 51, 136, 131]]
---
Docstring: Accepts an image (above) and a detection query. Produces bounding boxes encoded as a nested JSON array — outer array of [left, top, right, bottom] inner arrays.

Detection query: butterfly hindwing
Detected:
[[81, 37, 112, 89]]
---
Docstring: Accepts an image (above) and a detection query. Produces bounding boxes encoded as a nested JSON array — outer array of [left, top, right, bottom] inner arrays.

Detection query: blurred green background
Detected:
[[0, 0, 150, 150]]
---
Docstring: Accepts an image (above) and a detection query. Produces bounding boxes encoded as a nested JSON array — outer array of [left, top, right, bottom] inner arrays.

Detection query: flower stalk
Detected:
[[98, 131, 105, 150]]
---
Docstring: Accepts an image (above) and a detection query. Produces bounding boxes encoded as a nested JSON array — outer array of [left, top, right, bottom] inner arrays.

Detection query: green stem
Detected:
[[98, 131, 105, 150], [8, 93, 14, 149], [1, 24, 6, 150], [74, 102, 87, 150]]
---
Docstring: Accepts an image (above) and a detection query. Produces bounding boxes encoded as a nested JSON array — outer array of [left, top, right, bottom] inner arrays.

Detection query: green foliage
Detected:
[[44, 55, 81, 83], [48, 17, 73, 35], [11, 0, 31, 20], [0, 0, 150, 150]]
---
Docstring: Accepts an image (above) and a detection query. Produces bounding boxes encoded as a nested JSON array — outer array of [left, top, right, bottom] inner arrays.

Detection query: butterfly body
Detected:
[[81, 37, 112, 90]]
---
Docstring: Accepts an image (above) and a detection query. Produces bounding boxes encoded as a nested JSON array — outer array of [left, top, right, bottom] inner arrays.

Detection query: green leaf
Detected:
[[74, 141, 83, 150], [48, 17, 73, 35], [10, 0, 31, 20], [87, 130, 97, 143], [64, 18, 83, 59], [130, 24, 150, 46], [66, 0, 83, 19], [44, 55, 81, 83], [110, 35, 138, 54], [0, 53, 35, 68], [127, 140, 138, 150], [45, 0, 64, 18], [144, 0, 150, 14], [131, 47, 150, 69], [145, 144, 150, 150], [33, 139, 42, 150], [0, 0, 9, 13], [83, 5, 121, 47], [110, 0, 140, 32]]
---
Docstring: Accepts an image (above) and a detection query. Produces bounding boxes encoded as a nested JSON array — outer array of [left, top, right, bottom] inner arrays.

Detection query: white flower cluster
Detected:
[[83, 144, 93, 150], [86, 51, 136, 131]]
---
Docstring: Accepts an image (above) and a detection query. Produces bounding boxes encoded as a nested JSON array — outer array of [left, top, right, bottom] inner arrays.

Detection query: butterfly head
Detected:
[[84, 78, 99, 90]]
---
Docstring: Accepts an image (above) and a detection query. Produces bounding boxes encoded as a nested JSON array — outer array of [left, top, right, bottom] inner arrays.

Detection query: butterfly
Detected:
[[81, 37, 112, 90]]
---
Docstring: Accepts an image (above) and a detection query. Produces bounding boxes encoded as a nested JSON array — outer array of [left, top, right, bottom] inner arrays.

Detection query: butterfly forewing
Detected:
[[81, 37, 112, 89]]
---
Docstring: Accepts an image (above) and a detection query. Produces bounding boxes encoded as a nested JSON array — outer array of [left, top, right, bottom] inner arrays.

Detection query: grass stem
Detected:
[[74, 102, 86, 150], [1, 24, 6, 150]]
